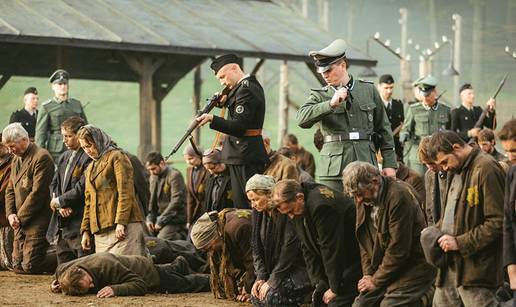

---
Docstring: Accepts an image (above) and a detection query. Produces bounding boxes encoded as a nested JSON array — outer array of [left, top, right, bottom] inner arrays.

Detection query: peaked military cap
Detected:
[[413, 75, 437, 97], [23, 87, 38, 96], [379, 74, 395, 84], [210, 54, 239, 74], [459, 83, 473, 93], [49, 69, 69, 84], [309, 39, 347, 73]]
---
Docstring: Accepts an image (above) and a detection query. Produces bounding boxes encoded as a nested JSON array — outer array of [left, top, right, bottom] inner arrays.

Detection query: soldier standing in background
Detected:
[[35, 69, 87, 162], [9, 87, 39, 141], [296, 39, 397, 192], [400, 76, 451, 175], [451, 83, 496, 142], [377, 74, 404, 161]]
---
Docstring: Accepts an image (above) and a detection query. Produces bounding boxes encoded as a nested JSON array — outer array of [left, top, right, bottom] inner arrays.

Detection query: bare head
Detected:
[[2, 123, 30, 156]]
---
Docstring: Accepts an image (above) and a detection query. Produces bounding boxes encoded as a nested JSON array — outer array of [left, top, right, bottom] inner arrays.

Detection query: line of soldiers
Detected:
[[1, 36, 515, 307]]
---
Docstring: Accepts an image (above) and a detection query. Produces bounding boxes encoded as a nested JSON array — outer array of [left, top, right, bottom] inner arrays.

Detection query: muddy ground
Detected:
[[0, 271, 247, 307]]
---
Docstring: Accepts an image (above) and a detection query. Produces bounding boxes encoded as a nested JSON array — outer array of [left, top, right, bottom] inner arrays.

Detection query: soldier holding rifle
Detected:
[[451, 83, 497, 142], [196, 54, 268, 209]]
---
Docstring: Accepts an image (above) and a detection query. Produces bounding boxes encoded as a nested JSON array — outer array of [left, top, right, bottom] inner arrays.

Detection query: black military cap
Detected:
[[459, 83, 473, 93], [309, 39, 347, 73], [210, 54, 239, 74], [49, 69, 69, 84], [379, 74, 395, 84], [23, 87, 38, 96]]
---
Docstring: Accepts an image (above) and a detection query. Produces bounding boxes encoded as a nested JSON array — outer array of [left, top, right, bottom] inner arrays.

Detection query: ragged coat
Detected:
[[436, 147, 505, 288], [355, 177, 436, 292]]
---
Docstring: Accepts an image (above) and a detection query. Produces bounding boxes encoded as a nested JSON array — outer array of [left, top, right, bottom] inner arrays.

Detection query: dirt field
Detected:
[[0, 271, 247, 307]]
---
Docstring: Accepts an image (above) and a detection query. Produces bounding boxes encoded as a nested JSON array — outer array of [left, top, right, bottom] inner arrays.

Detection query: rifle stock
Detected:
[[165, 86, 230, 160]]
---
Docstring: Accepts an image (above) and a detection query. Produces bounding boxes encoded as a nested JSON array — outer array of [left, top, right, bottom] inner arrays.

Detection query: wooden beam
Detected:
[[250, 59, 265, 75], [278, 61, 289, 145], [305, 61, 326, 86], [0, 74, 12, 91], [123, 54, 166, 159], [192, 65, 202, 143]]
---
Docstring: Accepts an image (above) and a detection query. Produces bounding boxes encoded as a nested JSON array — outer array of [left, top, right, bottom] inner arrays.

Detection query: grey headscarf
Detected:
[[79, 124, 118, 160], [190, 211, 220, 249]]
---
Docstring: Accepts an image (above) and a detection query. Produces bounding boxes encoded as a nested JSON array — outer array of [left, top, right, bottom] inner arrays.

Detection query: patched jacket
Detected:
[[81, 150, 143, 234], [436, 147, 505, 288], [5, 144, 54, 234]]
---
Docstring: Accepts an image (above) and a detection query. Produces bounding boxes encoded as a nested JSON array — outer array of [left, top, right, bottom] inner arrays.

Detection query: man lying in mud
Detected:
[[50, 252, 210, 297]]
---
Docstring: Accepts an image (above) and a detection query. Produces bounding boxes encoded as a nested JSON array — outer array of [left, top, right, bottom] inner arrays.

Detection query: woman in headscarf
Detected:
[[246, 174, 312, 307], [77, 125, 146, 256]]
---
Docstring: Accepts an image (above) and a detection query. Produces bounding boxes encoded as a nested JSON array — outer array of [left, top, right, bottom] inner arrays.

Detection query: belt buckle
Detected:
[[349, 132, 360, 140]]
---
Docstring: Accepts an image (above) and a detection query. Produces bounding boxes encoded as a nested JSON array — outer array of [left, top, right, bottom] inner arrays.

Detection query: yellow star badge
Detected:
[[319, 187, 335, 199]]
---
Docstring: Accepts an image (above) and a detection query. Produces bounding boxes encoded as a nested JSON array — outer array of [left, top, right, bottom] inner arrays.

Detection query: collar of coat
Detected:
[[226, 74, 254, 104], [454, 146, 480, 175]]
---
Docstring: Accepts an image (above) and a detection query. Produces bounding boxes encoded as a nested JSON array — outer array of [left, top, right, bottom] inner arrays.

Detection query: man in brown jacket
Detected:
[[3, 123, 55, 274], [343, 161, 435, 306], [428, 131, 505, 307], [52, 252, 209, 297], [283, 133, 316, 178], [183, 144, 208, 229], [145, 152, 187, 241], [0, 134, 14, 270], [263, 135, 299, 182]]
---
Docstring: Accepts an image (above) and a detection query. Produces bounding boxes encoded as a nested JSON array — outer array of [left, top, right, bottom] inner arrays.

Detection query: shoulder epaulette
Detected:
[[358, 79, 374, 84], [41, 99, 53, 106], [311, 86, 329, 92], [409, 102, 422, 109]]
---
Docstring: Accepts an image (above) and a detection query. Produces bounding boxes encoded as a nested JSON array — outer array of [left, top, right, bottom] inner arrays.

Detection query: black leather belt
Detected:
[[323, 132, 371, 143]]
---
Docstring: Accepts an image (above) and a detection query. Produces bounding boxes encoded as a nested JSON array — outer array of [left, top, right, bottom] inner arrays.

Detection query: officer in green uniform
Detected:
[[297, 39, 397, 192], [400, 75, 451, 175], [35, 70, 87, 162]]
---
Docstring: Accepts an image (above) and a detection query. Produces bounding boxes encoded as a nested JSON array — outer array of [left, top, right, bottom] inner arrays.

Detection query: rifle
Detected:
[[164, 86, 230, 160], [188, 135, 203, 157], [474, 73, 508, 128], [436, 90, 446, 101]]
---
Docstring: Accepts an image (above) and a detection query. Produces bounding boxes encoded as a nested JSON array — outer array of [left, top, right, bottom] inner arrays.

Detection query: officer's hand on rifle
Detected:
[[486, 98, 496, 112], [468, 128, 481, 138], [330, 88, 348, 108], [196, 114, 214, 127]]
